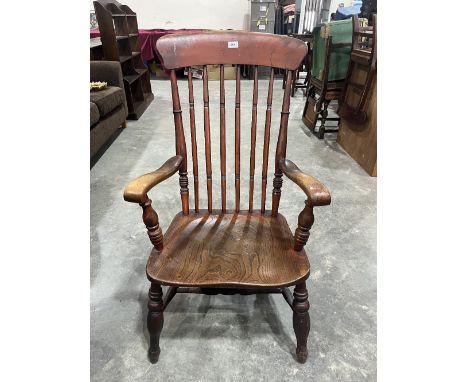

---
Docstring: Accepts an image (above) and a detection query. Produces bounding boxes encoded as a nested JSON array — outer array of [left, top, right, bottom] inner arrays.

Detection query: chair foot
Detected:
[[318, 100, 329, 139], [147, 283, 164, 364], [296, 348, 308, 364], [293, 282, 310, 364], [317, 125, 325, 139], [121, 120, 127, 128], [149, 349, 161, 364]]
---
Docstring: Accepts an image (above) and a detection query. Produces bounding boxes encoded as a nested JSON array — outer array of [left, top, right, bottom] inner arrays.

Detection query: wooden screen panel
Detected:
[[156, 32, 307, 70]]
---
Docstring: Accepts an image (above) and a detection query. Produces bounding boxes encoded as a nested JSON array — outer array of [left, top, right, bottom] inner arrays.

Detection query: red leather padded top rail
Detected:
[[156, 31, 308, 70]]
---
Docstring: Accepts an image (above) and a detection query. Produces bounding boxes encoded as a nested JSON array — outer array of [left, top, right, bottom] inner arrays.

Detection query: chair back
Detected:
[[156, 31, 307, 215]]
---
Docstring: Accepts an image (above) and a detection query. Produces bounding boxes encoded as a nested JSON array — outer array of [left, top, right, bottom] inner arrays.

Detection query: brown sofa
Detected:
[[90, 61, 128, 159]]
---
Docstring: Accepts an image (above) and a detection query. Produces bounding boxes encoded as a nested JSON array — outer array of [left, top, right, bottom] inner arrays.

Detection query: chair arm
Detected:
[[123, 155, 183, 204], [279, 159, 331, 206]]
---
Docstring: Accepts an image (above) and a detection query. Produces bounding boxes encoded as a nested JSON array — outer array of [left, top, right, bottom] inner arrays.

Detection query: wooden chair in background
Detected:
[[285, 33, 314, 97], [302, 20, 353, 139], [123, 32, 331, 364], [302, 37, 348, 139], [338, 14, 377, 124]]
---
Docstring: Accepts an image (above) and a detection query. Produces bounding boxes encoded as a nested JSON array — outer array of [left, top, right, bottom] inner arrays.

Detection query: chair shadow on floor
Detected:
[[131, 286, 297, 358]]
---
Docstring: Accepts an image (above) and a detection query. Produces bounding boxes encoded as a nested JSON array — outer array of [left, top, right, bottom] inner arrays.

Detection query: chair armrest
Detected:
[[123, 155, 183, 204], [279, 159, 331, 206]]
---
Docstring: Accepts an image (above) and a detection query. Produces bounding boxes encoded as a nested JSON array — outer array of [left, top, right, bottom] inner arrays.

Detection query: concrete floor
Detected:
[[91, 78, 376, 381]]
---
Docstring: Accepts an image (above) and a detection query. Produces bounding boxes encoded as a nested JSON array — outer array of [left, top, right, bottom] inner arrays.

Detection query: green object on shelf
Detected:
[[312, 18, 353, 82]]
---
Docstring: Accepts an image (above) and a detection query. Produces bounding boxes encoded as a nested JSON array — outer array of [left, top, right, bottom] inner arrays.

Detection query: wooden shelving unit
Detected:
[[93, 0, 154, 120]]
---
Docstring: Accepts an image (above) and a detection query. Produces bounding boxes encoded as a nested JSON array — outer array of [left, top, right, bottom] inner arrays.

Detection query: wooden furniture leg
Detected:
[[310, 87, 316, 103], [147, 282, 164, 363], [292, 70, 297, 97], [121, 120, 127, 128], [303, 70, 310, 96], [293, 282, 310, 363], [318, 100, 330, 139]]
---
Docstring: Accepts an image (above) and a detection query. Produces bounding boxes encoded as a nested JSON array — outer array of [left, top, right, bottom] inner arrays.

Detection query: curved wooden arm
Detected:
[[279, 159, 331, 206], [123, 155, 183, 204], [279, 159, 331, 252]]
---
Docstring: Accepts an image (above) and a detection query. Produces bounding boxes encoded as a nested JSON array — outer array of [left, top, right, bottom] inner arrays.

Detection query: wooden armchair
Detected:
[[123, 31, 331, 364], [302, 21, 353, 139], [285, 33, 314, 97], [338, 14, 377, 124]]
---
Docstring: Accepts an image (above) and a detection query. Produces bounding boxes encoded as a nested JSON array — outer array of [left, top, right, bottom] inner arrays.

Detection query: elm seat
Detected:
[[90, 86, 125, 117], [146, 211, 310, 288]]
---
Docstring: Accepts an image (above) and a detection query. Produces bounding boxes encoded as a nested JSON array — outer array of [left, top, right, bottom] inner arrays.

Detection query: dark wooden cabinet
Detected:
[[93, 0, 154, 120]]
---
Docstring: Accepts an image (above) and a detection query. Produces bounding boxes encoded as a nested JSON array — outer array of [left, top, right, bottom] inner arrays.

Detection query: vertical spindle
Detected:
[[187, 69, 199, 212], [272, 70, 293, 217], [169, 70, 189, 215], [235, 65, 241, 212], [249, 66, 258, 212], [203, 65, 213, 212], [261, 68, 275, 214], [220, 65, 227, 212]]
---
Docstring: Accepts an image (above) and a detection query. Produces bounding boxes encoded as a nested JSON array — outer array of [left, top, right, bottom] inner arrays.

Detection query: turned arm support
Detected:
[[123, 155, 183, 250], [279, 159, 331, 251]]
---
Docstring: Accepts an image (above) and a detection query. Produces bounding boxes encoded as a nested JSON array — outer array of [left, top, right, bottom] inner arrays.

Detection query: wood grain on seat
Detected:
[[146, 211, 310, 288]]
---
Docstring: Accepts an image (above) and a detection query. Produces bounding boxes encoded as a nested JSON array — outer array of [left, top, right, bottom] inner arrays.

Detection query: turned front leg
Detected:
[[147, 283, 164, 363], [294, 201, 314, 251], [293, 282, 310, 363], [140, 197, 163, 251]]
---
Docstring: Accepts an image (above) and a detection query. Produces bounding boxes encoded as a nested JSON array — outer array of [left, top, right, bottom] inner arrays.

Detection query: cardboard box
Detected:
[[188, 64, 237, 81], [184, 66, 203, 79], [208, 64, 237, 80], [148, 63, 169, 79]]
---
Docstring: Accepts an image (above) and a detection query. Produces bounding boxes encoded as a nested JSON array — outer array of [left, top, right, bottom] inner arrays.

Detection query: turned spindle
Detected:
[[179, 170, 189, 213], [272, 70, 293, 217], [271, 172, 283, 217], [294, 200, 314, 251], [140, 197, 163, 251]]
